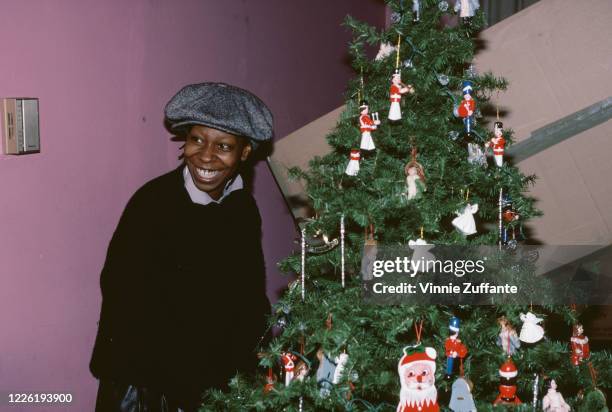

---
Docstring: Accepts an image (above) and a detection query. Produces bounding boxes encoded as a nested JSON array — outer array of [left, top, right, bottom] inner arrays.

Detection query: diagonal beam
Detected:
[[507, 97, 612, 163]]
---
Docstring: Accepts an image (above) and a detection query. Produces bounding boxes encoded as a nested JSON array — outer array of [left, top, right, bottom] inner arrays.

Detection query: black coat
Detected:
[[89, 166, 270, 405]]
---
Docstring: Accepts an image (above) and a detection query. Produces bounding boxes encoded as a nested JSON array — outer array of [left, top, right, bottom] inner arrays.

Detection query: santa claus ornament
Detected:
[[445, 317, 468, 379], [493, 358, 522, 405], [345, 149, 361, 176], [485, 121, 506, 167], [359, 100, 380, 151], [570, 323, 590, 366], [397, 345, 440, 412], [389, 70, 415, 121], [542, 378, 571, 412], [519, 312, 545, 344], [455, 81, 476, 136]]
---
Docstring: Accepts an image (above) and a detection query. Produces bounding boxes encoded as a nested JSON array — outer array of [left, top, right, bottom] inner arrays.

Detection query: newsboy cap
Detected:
[[164, 82, 273, 148]]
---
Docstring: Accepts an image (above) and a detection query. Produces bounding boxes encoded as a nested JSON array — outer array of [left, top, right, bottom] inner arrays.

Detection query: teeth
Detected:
[[196, 167, 219, 179]]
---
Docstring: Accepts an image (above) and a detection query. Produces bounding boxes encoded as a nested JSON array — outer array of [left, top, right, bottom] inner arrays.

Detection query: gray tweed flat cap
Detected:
[[164, 82, 273, 148]]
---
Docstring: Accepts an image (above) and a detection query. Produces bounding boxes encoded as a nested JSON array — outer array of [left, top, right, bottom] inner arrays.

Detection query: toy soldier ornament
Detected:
[[281, 352, 298, 386], [519, 312, 545, 344], [452, 204, 479, 236], [449, 378, 476, 412], [497, 316, 521, 356], [493, 358, 522, 405], [359, 100, 380, 151], [485, 121, 506, 167], [570, 323, 590, 366], [445, 317, 468, 378], [397, 346, 440, 412], [456, 81, 476, 136], [388, 70, 415, 121], [542, 378, 571, 412], [345, 149, 361, 176]]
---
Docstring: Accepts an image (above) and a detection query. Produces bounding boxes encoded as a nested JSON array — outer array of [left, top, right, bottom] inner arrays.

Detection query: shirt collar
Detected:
[[183, 165, 243, 205]]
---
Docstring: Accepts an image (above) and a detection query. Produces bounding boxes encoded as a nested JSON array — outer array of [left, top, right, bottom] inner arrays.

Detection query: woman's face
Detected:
[[183, 125, 251, 199]]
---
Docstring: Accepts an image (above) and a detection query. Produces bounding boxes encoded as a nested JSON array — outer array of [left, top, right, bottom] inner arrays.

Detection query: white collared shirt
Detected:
[[183, 165, 243, 205]]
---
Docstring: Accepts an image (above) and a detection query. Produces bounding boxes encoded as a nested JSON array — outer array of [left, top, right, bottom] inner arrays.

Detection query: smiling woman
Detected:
[[89, 83, 274, 412], [183, 125, 252, 200]]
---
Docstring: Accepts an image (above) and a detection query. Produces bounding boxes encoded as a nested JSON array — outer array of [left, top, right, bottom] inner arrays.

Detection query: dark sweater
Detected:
[[89, 165, 270, 406]]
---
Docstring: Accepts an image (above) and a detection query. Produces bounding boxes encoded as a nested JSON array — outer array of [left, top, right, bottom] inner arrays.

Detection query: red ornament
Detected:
[[493, 358, 522, 405], [570, 323, 590, 366]]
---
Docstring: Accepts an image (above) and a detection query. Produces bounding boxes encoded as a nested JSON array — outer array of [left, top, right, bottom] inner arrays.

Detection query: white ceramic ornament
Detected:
[[452, 204, 479, 236], [408, 239, 435, 266], [519, 312, 545, 343]]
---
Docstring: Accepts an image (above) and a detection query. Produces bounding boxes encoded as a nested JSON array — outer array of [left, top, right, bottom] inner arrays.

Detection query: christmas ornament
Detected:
[[397, 346, 440, 412], [497, 316, 521, 356], [375, 42, 396, 61], [485, 121, 506, 167], [408, 238, 435, 265], [341, 214, 346, 287], [359, 100, 380, 151], [436, 73, 450, 86], [570, 323, 590, 366], [542, 378, 571, 412], [467, 143, 486, 167], [391, 11, 402, 24], [345, 149, 361, 176], [454, 0, 480, 24], [464, 64, 478, 79], [412, 0, 421, 22], [449, 377, 476, 412], [438, 1, 449, 12], [361, 224, 378, 281], [281, 352, 297, 386], [448, 130, 460, 141], [445, 317, 468, 378], [493, 358, 522, 405], [533, 374, 539, 409], [332, 352, 349, 384], [264, 367, 276, 394], [388, 70, 415, 121], [403, 58, 415, 69], [455, 81, 476, 136], [405, 149, 426, 200], [452, 203, 479, 236], [519, 312, 545, 343], [301, 228, 306, 301]]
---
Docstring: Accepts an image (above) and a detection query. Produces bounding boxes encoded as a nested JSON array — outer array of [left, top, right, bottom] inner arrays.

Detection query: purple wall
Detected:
[[0, 1, 384, 410]]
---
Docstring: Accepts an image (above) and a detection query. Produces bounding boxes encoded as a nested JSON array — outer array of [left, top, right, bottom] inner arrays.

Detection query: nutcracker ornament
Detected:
[[519, 312, 545, 344], [445, 317, 468, 379], [542, 378, 571, 412], [485, 121, 506, 167], [493, 358, 522, 406], [570, 323, 590, 366], [454, 0, 480, 25], [281, 352, 298, 386], [497, 316, 521, 356], [345, 149, 361, 176], [359, 100, 380, 151], [397, 346, 440, 412], [456, 81, 476, 136], [388, 70, 415, 121]]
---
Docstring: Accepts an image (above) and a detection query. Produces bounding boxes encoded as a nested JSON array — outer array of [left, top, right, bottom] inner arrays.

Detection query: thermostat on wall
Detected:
[[2, 97, 40, 155]]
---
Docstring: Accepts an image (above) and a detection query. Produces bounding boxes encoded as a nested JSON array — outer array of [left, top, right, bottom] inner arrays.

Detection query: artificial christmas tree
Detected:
[[200, 1, 610, 410]]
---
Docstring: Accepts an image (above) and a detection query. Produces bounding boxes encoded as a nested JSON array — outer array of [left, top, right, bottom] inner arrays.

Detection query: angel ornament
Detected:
[[452, 203, 479, 236], [404, 150, 426, 200], [454, 0, 480, 24], [519, 312, 545, 344]]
